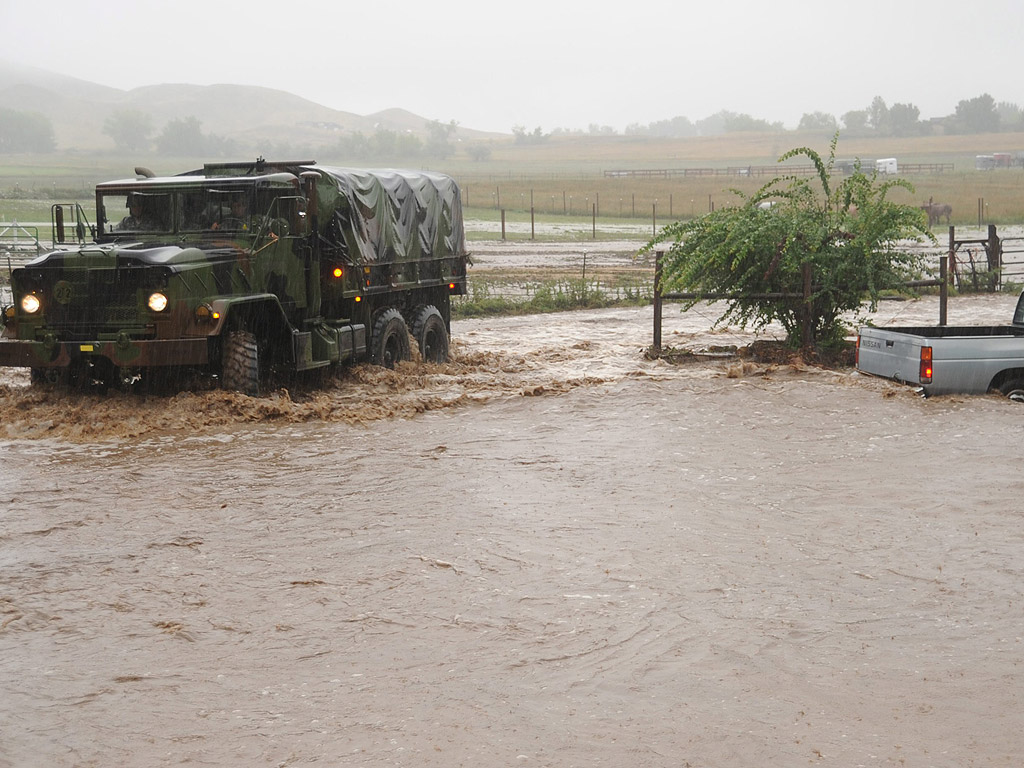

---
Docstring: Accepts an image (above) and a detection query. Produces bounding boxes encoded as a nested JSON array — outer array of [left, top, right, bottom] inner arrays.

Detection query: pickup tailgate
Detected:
[[857, 327, 927, 385]]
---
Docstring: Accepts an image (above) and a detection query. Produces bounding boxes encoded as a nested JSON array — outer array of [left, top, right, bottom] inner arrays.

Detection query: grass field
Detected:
[[2, 129, 1024, 229]]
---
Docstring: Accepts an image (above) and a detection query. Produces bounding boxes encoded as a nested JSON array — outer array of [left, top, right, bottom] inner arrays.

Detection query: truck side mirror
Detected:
[[55, 205, 66, 244], [300, 171, 319, 236]]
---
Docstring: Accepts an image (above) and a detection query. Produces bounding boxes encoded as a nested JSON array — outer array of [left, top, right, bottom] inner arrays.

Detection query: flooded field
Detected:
[[2, 273, 1024, 765]]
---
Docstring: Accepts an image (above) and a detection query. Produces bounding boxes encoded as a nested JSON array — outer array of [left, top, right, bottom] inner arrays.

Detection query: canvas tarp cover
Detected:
[[314, 167, 465, 266]]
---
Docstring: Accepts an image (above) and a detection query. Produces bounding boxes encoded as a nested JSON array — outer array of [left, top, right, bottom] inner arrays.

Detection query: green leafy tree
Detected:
[[698, 110, 783, 134], [888, 102, 921, 136], [336, 128, 422, 161], [467, 143, 492, 161], [952, 93, 1000, 133], [867, 96, 889, 133], [156, 116, 207, 155], [512, 125, 548, 144], [155, 116, 236, 157], [0, 108, 56, 153], [798, 112, 837, 131], [997, 101, 1024, 130], [841, 110, 868, 133], [102, 109, 153, 152], [642, 137, 932, 348], [626, 115, 695, 138], [425, 119, 458, 159]]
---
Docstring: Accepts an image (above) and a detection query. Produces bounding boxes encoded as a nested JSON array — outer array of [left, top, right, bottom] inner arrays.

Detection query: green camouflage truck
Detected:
[[0, 159, 468, 394]]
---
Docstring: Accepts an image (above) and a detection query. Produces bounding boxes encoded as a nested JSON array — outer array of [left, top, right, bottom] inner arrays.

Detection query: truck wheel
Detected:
[[412, 305, 449, 363], [371, 308, 411, 369], [999, 379, 1024, 402], [30, 366, 81, 388], [222, 329, 261, 395], [30, 367, 63, 386]]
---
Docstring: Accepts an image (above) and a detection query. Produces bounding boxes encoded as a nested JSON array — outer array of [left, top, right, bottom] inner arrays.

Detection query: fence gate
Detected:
[[0, 221, 44, 269], [999, 234, 1024, 288]]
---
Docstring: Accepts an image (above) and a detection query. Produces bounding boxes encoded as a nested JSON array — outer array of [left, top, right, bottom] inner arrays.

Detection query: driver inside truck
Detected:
[[115, 193, 158, 231], [211, 195, 250, 231]]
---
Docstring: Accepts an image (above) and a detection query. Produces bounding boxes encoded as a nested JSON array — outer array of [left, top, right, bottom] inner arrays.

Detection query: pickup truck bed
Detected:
[[857, 311, 1024, 397]]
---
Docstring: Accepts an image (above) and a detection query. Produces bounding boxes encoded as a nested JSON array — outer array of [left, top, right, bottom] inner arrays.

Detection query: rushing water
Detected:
[[1, 295, 1023, 767]]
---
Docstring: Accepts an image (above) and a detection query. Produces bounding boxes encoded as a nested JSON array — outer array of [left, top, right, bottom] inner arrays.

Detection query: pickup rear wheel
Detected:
[[999, 378, 1024, 402], [222, 329, 261, 396], [411, 305, 449, 363], [371, 308, 411, 369]]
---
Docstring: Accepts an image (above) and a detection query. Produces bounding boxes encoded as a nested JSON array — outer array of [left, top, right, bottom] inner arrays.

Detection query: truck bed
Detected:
[[857, 323, 1024, 395], [865, 325, 1024, 338]]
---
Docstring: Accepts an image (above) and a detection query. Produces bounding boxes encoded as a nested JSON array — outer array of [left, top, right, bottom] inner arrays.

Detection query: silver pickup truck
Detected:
[[856, 292, 1024, 399]]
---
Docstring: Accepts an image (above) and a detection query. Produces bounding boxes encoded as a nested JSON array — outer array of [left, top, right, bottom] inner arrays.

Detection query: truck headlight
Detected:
[[21, 294, 41, 314], [148, 292, 169, 312]]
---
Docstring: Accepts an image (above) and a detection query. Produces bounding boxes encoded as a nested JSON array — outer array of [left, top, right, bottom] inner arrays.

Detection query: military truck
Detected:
[[0, 159, 468, 394]]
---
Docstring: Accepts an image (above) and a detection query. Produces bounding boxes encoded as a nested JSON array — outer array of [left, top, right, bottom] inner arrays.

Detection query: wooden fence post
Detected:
[[948, 225, 957, 290], [653, 251, 663, 352], [939, 256, 948, 326], [987, 223, 1000, 272]]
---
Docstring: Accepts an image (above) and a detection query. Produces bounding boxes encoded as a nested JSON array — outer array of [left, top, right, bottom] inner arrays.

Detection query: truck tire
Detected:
[[371, 308, 411, 369], [412, 305, 449, 363], [30, 367, 63, 386], [222, 329, 261, 395], [999, 378, 1024, 402]]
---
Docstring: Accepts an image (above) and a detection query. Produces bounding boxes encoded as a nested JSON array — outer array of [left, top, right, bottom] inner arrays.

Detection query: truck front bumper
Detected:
[[0, 337, 210, 369]]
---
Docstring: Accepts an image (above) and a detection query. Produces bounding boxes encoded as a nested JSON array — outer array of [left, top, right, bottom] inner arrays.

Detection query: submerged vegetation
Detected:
[[452, 274, 652, 319]]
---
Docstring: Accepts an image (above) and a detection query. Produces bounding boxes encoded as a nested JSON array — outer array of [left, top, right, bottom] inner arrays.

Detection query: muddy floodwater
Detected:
[[2, 287, 1024, 767]]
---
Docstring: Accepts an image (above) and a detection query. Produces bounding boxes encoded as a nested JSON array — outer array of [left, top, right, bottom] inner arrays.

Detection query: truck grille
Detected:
[[37, 267, 154, 339]]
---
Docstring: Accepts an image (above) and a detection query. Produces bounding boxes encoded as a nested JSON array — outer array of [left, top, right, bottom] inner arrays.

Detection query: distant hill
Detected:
[[0, 60, 501, 152]]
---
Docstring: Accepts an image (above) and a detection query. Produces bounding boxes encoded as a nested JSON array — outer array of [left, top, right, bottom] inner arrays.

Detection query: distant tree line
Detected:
[[98, 111, 466, 163], [326, 120, 461, 161], [0, 108, 56, 152], [828, 94, 1015, 137], [99, 112, 238, 156], [619, 93, 1019, 139], [624, 111, 784, 137], [3, 92, 1019, 159]]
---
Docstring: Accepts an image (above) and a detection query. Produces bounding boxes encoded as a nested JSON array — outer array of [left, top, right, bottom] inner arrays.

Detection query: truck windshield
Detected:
[[98, 187, 300, 239], [101, 192, 174, 235]]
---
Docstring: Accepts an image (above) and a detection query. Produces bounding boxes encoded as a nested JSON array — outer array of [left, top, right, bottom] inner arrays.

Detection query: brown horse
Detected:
[[921, 202, 952, 227]]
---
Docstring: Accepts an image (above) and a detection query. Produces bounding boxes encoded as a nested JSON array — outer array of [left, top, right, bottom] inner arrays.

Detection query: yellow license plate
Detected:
[[79, 344, 94, 352]]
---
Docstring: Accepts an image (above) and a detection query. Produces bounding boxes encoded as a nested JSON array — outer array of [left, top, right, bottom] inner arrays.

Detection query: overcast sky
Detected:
[[2, 0, 1021, 133]]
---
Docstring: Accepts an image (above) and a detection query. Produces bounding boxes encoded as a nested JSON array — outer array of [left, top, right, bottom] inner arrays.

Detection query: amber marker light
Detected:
[[354, 296, 362, 303], [333, 267, 343, 278]]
